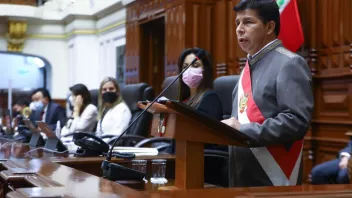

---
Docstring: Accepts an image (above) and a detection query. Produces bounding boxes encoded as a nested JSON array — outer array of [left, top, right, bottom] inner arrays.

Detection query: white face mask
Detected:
[[29, 102, 36, 110], [30, 101, 44, 111]]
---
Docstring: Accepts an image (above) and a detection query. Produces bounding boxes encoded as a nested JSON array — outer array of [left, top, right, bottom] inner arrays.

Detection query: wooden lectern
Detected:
[[138, 101, 254, 190]]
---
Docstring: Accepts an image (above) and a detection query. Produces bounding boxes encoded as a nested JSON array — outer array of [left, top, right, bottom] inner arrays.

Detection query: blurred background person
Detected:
[[61, 84, 98, 136], [96, 77, 131, 137]]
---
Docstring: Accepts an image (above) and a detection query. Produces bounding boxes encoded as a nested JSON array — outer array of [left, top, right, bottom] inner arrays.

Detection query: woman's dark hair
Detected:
[[177, 47, 213, 108], [234, 0, 280, 36], [69, 84, 92, 115]]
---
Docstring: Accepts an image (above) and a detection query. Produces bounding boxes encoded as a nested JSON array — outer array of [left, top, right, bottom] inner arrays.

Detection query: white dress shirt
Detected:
[[96, 102, 132, 137], [61, 104, 98, 136], [42, 105, 48, 122]]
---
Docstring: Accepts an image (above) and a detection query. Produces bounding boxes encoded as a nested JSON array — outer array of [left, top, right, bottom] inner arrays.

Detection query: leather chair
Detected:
[[89, 89, 99, 107], [213, 75, 240, 119], [161, 76, 179, 100], [106, 83, 155, 146], [121, 83, 154, 137]]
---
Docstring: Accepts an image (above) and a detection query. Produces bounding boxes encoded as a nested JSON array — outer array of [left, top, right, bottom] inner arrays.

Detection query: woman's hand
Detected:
[[73, 95, 83, 118], [74, 95, 83, 108]]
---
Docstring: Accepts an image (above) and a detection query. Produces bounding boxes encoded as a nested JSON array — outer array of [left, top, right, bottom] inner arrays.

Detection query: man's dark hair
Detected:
[[234, 0, 280, 36], [35, 88, 52, 102], [14, 98, 30, 107], [31, 88, 41, 98]]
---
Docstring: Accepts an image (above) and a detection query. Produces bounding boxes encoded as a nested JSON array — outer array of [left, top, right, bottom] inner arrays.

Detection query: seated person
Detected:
[[61, 84, 98, 136], [96, 77, 132, 137], [168, 47, 223, 151], [13, 98, 31, 120], [30, 88, 66, 130], [12, 98, 32, 130], [168, 47, 226, 186], [311, 141, 352, 184]]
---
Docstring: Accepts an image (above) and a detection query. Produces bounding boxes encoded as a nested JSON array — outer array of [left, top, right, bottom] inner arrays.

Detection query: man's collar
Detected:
[[247, 39, 282, 66], [247, 39, 278, 60]]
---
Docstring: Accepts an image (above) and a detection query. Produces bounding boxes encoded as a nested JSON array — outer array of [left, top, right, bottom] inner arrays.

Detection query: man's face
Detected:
[[33, 91, 48, 105], [235, 9, 273, 55], [13, 104, 23, 112]]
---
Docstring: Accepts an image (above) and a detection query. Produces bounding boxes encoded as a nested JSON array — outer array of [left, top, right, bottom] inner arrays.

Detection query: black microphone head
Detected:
[[195, 49, 206, 60], [189, 49, 206, 66]]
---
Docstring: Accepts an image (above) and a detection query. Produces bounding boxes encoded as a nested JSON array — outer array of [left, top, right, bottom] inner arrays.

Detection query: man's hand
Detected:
[[339, 156, 349, 169], [221, 117, 241, 130]]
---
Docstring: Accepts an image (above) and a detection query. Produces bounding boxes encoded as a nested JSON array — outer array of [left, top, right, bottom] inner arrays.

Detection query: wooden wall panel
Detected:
[[213, 0, 246, 78], [125, 21, 140, 84], [303, 0, 352, 183], [185, 0, 214, 51], [165, 3, 185, 76], [316, 0, 351, 77]]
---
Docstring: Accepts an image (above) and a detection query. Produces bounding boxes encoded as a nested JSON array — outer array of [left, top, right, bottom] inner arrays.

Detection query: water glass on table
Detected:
[[150, 159, 167, 184], [131, 159, 148, 183]]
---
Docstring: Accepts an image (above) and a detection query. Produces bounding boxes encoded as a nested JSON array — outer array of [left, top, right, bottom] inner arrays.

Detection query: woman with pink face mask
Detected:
[[168, 48, 227, 187], [178, 47, 223, 119]]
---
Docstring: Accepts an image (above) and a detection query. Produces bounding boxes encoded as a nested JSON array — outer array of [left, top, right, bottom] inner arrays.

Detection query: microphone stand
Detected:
[[101, 51, 204, 181]]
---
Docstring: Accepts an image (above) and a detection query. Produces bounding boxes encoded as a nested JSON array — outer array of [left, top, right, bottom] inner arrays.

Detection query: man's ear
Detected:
[[266, 21, 276, 35]]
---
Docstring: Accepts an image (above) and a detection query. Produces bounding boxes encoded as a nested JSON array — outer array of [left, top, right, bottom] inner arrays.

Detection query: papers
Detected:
[[112, 147, 158, 156]]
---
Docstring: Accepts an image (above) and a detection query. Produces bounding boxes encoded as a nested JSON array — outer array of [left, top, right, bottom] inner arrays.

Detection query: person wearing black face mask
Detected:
[[96, 77, 131, 137]]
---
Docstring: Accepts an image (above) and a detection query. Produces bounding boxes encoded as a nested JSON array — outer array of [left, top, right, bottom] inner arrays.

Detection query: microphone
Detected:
[[101, 49, 205, 180]]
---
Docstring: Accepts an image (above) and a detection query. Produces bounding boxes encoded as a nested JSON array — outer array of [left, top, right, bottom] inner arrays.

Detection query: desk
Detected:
[[0, 141, 175, 197], [0, 141, 175, 178], [2, 142, 352, 197]]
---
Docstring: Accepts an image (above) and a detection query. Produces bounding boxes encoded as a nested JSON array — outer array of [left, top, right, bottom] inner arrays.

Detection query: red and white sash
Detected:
[[237, 61, 303, 186]]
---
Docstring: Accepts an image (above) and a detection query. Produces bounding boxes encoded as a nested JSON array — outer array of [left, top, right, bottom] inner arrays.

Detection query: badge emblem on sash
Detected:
[[239, 93, 249, 113]]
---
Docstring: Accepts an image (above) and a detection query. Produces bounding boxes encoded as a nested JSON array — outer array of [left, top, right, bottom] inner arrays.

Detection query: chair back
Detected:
[[121, 83, 154, 138], [89, 89, 99, 107], [161, 76, 179, 100], [213, 75, 240, 119]]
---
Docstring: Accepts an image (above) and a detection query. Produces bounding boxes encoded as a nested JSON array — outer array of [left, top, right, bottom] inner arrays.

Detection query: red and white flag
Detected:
[[277, 0, 304, 52]]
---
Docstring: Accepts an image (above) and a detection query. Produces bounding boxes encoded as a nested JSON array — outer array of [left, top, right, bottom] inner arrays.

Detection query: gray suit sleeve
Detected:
[[240, 57, 314, 146]]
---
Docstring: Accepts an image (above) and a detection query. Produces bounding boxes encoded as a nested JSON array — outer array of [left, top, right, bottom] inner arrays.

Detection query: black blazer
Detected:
[[31, 102, 66, 131], [167, 90, 224, 154], [196, 90, 223, 121]]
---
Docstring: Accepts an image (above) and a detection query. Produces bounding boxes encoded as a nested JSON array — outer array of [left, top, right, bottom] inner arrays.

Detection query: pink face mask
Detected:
[[182, 67, 203, 88]]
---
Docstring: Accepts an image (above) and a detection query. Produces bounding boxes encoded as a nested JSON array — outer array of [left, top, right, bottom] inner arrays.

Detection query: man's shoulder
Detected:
[[49, 102, 64, 110], [270, 46, 307, 67], [274, 47, 298, 59]]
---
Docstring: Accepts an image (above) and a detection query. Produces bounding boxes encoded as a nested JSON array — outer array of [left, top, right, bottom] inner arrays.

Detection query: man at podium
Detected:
[[221, 0, 314, 187]]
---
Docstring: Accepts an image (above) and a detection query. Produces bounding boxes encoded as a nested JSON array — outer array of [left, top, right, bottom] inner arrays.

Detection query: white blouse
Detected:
[[96, 102, 132, 137], [61, 104, 98, 136]]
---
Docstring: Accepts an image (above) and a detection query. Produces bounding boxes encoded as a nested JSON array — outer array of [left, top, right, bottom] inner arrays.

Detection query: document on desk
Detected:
[[112, 147, 158, 156]]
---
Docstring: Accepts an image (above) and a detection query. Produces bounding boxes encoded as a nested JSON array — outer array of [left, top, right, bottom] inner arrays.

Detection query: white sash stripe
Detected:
[[237, 71, 250, 124], [250, 147, 289, 186]]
